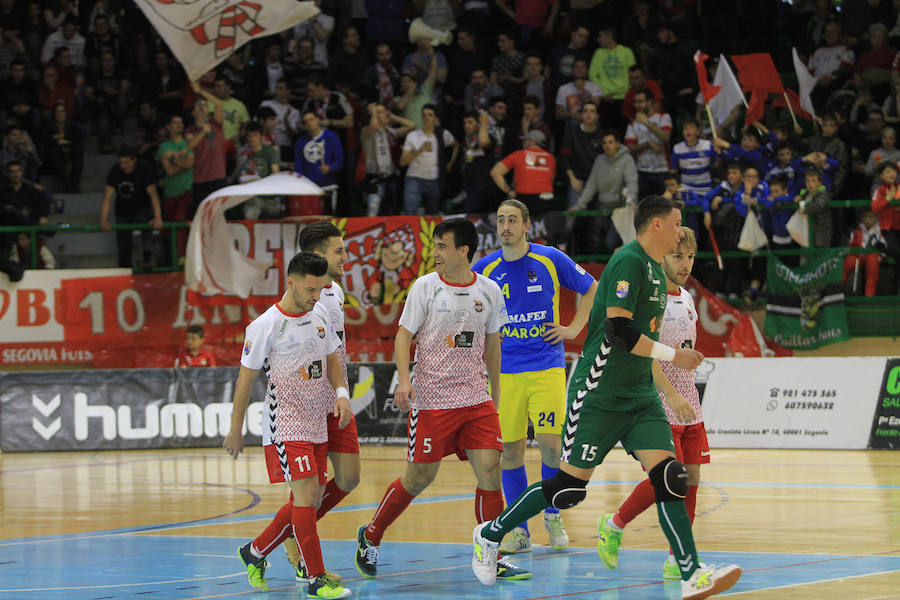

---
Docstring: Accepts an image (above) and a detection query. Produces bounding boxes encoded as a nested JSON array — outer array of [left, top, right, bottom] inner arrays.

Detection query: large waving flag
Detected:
[[731, 53, 785, 125], [709, 55, 745, 127], [185, 173, 324, 302], [135, 0, 319, 80], [694, 51, 721, 104], [792, 47, 819, 119]]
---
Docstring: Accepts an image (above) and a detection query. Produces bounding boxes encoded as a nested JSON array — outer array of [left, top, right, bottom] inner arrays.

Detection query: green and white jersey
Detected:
[[571, 240, 667, 404]]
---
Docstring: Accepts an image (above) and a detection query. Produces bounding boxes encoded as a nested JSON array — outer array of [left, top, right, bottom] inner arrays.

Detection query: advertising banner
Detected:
[[0, 363, 409, 452], [701, 357, 884, 449], [869, 358, 900, 449]]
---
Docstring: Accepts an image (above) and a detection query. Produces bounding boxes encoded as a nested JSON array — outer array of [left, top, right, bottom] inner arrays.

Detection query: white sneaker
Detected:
[[499, 526, 532, 554], [472, 522, 499, 586], [544, 512, 569, 549], [681, 564, 742, 600]]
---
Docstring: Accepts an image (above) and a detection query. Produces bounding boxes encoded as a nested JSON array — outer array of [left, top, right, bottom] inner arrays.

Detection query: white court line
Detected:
[[719, 568, 900, 596], [184, 553, 236, 559], [0, 570, 246, 593]]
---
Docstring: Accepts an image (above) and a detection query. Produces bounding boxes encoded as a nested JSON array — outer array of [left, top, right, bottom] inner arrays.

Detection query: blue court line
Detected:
[[1, 478, 896, 547]]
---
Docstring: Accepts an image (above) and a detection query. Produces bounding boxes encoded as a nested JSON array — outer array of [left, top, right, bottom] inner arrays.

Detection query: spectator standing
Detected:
[[520, 53, 551, 120], [518, 95, 553, 151], [360, 104, 415, 216], [1, 160, 49, 227], [259, 79, 302, 163], [588, 28, 635, 134], [490, 130, 556, 218], [302, 76, 355, 142], [567, 131, 638, 253], [647, 21, 695, 116], [42, 100, 82, 192], [621, 65, 664, 122], [625, 89, 672, 198], [135, 100, 167, 163], [292, 4, 334, 68], [84, 13, 125, 74], [559, 100, 604, 209], [808, 22, 854, 106], [1, 122, 41, 181], [865, 127, 900, 194], [445, 27, 489, 114], [843, 208, 888, 297], [671, 119, 718, 198], [460, 110, 496, 213], [402, 39, 448, 104], [144, 50, 186, 120], [158, 114, 193, 261], [186, 82, 227, 214], [84, 50, 128, 154], [294, 110, 344, 203], [100, 145, 163, 268], [493, 0, 559, 51], [219, 49, 255, 111], [806, 113, 848, 196], [401, 103, 458, 215], [554, 58, 603, 125], [329, 25, 368, 97], [40, 15, 85, 69], [396, 47, 439, 130], [3, 59, 40, 135], [871, 160, 900, 288], [208, 75, 249, 145], [486, 95, 517, 164], [491, 32, 525, 98], [705, 163, 744, 297], [37, 65, 74, 120], [360, 43, 401, 109], [465, 68, 504, 114], [546, 25, 592, 91], [234, 122, 281, 219], [796, 168, 833, 249]]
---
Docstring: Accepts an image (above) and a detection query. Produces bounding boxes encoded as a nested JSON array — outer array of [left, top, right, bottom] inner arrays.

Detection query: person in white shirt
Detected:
[[259, 78, 301, 162], [554, 58, 603, 124], [353, 218, 530, 583], [40, 16, 86, 68], [625, 89, 672, 198], [808, 21, 855, 105], [292, 6, 335, 67], [400, 103, 458, 215], [224, 251, 352, 599], [361, 103, 415, 216]]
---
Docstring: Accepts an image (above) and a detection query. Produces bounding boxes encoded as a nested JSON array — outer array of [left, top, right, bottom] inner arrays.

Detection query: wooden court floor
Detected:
[[1, 446, 899, 599]]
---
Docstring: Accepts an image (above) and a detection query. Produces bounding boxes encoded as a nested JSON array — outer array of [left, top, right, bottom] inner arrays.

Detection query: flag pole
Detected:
[[705, 103, 718, 140], [782, 92, 801, 131]]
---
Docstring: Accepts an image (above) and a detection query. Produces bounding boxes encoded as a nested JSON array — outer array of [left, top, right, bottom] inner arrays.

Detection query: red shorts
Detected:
[[407, 400, 503, 463], [670, 422, 710, 465], [264, 441, 329, 484], [326, 412, 360, 454]]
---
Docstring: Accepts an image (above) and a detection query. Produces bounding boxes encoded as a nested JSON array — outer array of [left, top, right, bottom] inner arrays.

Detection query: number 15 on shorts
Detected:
[[581, 444, 597, 462]]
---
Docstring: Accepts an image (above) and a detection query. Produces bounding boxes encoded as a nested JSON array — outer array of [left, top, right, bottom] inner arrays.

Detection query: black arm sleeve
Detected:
[[604, 317, 641, 352]]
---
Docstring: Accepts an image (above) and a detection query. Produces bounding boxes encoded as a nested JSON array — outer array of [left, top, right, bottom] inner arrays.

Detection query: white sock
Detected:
[[249, 543, 265, 559], [607, 517, 623, 532]]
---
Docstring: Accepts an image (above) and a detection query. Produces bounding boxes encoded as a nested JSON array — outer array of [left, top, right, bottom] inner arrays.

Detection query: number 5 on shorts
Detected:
[[581, 444, 597, 462], [423, 438, 433, 454]]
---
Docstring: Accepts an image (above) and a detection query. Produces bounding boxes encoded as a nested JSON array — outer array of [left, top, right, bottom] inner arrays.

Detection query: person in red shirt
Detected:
[[175, 325, 217, 367], [871, 161, 900, 292], [621, 65, 664, 120], [490, 130, 557, 217]]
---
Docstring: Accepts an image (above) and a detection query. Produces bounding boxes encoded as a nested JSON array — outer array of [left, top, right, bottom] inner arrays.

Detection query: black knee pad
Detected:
[[648, 457, 689, 502], [541, 471, 589, 509]]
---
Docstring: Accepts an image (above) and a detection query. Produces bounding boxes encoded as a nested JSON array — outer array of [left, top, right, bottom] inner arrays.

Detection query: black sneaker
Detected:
[[354, 524, 379, 578]]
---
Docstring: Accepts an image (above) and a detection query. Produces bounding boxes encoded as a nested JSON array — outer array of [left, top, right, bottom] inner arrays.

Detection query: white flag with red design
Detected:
[[134, 0, 319, 81]]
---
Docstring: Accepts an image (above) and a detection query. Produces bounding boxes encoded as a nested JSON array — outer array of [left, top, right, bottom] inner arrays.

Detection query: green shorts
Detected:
[[560, 390, 675, 469]]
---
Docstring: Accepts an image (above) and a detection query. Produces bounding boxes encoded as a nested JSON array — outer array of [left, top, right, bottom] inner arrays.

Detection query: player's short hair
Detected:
[[433, 218, 478, 262], [522, 95, 541, 109], [422, 103, 439, 116], [245, 121, 262, 134], [582, 99, 599, 112], [287, 251, 328, 278], [463, 110, 479, 121], [634, 195, 684, 234], [186, 325, 205, 337], [302, 109, 319, 120], [682, 118, 700, 129], [498, 198, 530, 223], [805, 167, 823, 181], [775, 140, 792, 153], [742, 165, 759, 176], [676, 227, 697, 252], [298, 221, 342, 253], [877, 160, 898, 175], [725, 161, 743, 173], [489, 95, 509, 108]]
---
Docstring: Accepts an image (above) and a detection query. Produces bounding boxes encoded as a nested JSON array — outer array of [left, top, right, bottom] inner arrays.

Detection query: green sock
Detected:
[[483, 481, 549, 543], [656, 500, 699, 580]]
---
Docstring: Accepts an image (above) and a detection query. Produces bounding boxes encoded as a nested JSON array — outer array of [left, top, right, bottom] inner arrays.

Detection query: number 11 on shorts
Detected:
[[295, 455, 311, 472]]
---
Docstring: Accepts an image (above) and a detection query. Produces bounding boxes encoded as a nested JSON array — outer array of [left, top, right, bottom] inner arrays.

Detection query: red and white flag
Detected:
[[185, 173, 324, 301], [709, 54, 745, 128], [792, 47, 818, 119], [693, 51, 721, 104], [134, 0, 319, 81]]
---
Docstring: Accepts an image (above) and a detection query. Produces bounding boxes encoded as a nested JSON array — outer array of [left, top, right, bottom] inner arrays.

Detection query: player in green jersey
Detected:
[[471, 195, 742, 600]]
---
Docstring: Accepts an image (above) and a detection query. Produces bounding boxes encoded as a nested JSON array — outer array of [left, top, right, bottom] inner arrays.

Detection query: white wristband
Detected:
[[650, 342, 676, 362], [335, 386, 350, 400]]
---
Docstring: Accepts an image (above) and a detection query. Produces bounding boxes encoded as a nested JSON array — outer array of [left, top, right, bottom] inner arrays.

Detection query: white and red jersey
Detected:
[[313, 282, 348, 403], [241, 303, 342, 445], [625, 111, 672, 173], [399, 271, 507, 411], [174, 348, 216, 367], [657, 287, 702, 426]]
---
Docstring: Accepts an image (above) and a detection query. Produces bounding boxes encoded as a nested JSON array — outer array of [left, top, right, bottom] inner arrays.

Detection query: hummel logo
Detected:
[[32, 394, 61, 440]]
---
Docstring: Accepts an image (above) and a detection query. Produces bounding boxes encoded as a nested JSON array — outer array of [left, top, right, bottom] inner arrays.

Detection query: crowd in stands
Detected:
[[2, 0, 900, 298]]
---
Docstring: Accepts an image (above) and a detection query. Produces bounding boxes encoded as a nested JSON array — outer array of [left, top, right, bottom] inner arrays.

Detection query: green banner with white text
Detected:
[[764, 250, 850, 350]]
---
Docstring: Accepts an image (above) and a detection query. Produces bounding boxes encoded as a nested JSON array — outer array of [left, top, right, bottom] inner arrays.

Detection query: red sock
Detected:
[[293, 505, 324, 578], [614, 478, 656, 529], [316, 479, 350, 520], [475, 488, 504, 523], [365, 478, 414, 545], [686, 484, 698, 524], [251, 501, 294, 556]]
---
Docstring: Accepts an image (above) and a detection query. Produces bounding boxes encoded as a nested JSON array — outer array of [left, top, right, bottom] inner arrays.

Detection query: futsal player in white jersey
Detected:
[[223, 251, 353, 600], [353, 218, 530, 581], [595, 227, 710, 580], [277, 222, 360, 582]]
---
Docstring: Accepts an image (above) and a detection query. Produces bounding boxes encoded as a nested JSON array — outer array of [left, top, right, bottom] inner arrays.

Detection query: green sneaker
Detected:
[[596, 514, 622, 570], [497, 557, 532, 580], [237, 543, 269, 591], [307, 573, 351, 599], [544, 512, 570, 549], [663, 556, 682, 580]]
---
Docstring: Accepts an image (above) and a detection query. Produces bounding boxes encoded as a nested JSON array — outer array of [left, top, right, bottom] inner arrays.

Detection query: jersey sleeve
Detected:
[[484, 280, 508, 334], [601, 253, 644, 314], [549, 247, 595, 294], [397, 277, 428, 334], [240, 317, 275, 370], [319, 312, 341, 355]]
